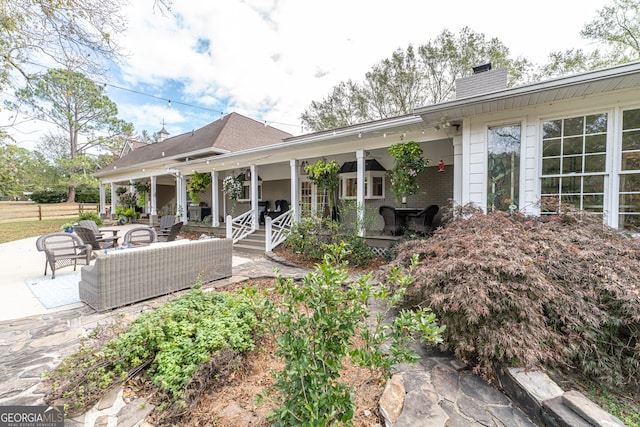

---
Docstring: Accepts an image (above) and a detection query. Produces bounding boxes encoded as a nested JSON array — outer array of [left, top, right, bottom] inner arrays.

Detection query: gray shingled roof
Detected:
[[96, 112, 292, 176]]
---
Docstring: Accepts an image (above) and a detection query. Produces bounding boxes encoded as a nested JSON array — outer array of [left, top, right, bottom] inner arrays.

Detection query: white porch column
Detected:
[[211, 171, 220, 227], [250, 165, 258, 230], [176, 174, 188, 224], [110, 185, 117, 217], [290, 159, 300, 223], [150, 176, 158, 223], [356, 150, 366, 237], [150, 176, 157, 216], [99, 182, 106, 217], [453, 134, 463, 208]]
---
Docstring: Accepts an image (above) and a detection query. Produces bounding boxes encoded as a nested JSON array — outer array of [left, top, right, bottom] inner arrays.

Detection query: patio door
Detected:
[[300, 180, 329, 216]]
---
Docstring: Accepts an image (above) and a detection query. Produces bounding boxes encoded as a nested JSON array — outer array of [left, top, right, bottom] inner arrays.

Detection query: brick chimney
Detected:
[[455, 63, 508, 99]]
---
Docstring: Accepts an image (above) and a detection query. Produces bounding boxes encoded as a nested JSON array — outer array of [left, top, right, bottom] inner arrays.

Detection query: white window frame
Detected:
[[339, 171, 385, 200], [539, 111, 609, 215], [237, 180, 262, 202], [618, 106, 640, 230]]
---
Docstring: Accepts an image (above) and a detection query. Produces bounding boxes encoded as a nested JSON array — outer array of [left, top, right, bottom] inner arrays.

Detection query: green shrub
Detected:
[[284, 214, 375, 266], [261, 243, 443, 425], [391, 206, 640, 388], [77, 212, 102, 226], [44, 284, 263, 415], [30, 189, 67, 203], [74, 184, 99, 203]]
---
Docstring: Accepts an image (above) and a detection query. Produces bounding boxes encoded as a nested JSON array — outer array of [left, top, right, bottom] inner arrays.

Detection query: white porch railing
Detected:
[[265, 209, 293, 252], [226, 210, 254, 243]]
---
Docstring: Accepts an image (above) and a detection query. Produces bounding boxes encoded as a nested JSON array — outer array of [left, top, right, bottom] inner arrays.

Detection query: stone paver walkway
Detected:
[[0, 252, 537, 426]]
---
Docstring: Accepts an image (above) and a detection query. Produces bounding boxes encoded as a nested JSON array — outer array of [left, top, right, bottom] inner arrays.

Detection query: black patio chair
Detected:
[[406, 204, 439, 235], [379, 205, 404, 236]]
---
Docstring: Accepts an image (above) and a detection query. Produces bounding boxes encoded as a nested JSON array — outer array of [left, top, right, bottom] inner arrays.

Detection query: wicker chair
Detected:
[[78, 220, 119, 240], [35, 232, 92, 279], [406, 205, 439, 235], [122, 227, 157, 247], [379, 205, 404, 236], [75, 226, 119, 251], [157, 222, 182, 242]]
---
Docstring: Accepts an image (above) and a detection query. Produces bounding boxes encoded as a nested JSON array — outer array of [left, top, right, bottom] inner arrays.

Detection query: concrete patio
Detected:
[[0, 224, 254, 322]]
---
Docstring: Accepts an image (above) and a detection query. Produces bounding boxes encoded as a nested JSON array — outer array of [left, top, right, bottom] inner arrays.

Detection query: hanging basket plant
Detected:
[[131, 181, 150, 207], [222, 175, 242, 201], [388, 141, 429, 202], [187, 172, 212, 203], [305, 159, 340, 216]]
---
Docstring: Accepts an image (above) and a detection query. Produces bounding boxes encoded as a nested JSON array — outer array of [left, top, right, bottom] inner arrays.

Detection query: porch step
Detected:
[[233, 230, 266, 254]]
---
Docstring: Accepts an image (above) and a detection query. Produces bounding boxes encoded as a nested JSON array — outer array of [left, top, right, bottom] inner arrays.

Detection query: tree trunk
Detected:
[[66, 185, 76, 203]]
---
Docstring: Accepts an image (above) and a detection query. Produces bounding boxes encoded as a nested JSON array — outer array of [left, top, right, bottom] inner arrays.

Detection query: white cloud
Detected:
[[6, 0, 607, 148]]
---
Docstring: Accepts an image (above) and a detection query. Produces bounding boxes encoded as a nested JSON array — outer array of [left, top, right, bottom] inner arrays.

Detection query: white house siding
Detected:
[[522, 121, 538, 216], [457, 88, 640, 229], [466, 119, 487, 207]]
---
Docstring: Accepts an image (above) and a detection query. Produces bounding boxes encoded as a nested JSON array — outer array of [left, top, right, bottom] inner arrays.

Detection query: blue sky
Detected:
[[4, 0, 608, 151]]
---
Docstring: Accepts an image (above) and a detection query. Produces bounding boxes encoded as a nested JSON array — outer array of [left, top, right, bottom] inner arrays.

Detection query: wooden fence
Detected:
[[0, 203, 106, 223]]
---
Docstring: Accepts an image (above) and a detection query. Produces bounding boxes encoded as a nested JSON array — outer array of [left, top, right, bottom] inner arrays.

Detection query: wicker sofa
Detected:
[[79, 238, 233, 311]]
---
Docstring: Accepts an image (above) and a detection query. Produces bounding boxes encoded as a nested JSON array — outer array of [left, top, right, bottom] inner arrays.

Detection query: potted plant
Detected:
[[117, 191, 138, 223], [305, 159, 340, 219], [187, 172, 212, 203], [388, 141, 429, 204], [61, 222, 74, 233]]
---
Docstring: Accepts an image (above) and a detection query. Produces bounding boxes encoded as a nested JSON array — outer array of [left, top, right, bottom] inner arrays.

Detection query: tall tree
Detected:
[[581, 0, 640, 62], [0, 138, 19, 196], [537, 0, 639, 79], [300, 27, 533, 132], [0, 0, 172, 90], [10, 68, 133, 202]]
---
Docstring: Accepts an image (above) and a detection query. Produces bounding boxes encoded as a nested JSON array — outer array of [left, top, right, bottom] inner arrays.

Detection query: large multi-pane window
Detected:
[[540, 113, 608, 214], [619, 108, 640, 230], [487, 124, 521, 212]]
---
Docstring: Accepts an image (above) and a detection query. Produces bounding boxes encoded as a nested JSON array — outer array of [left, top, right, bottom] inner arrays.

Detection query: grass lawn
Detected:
[[0, 219, 67, 243]]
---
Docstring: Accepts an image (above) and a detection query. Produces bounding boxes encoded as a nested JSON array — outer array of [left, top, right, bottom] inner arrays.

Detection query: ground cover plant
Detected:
[[386, 204, 640, 423], [44, 283, 263, 422]]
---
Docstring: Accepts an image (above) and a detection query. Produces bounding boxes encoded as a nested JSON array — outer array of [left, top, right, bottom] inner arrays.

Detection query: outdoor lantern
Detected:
[[438, 160, 445, 172], [300, 160, 309, 175]]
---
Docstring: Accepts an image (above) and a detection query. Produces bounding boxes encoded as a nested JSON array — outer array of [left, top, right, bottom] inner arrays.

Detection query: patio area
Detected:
[[0, 224, 256, 322]]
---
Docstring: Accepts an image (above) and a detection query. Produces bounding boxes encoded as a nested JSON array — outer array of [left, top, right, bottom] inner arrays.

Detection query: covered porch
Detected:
[[97, 114, 459, 252]]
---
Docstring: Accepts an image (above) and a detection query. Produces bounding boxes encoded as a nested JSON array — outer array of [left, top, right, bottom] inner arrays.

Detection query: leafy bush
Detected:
[[76, 212, 102, 226], [74, 184, 99, 203], [30, 189, 66, 203], [389, 206, 640, 388], [284, 214, 375, 266], [44, 284, 263, 416], [262, 244, 443, 425]]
